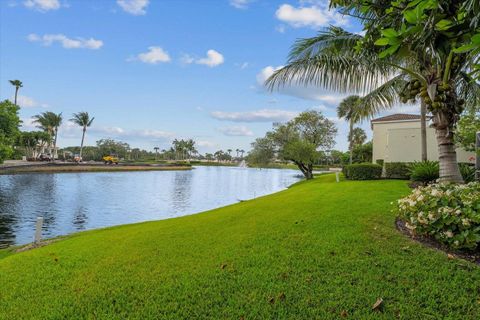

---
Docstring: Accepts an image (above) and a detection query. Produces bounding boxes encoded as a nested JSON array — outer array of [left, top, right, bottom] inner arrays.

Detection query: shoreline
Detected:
[[0, 163, 192, 175]]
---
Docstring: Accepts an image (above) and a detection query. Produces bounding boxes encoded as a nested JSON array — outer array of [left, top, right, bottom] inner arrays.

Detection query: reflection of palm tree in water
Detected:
[[170, 171, 193, 214], [73, 206, 88, 231]]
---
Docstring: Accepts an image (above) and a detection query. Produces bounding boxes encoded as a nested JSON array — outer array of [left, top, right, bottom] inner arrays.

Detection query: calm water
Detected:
[[0, 166, 301, 248]]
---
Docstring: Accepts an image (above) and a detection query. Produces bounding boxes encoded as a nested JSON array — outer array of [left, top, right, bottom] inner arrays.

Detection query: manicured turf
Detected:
[[1, 175, 479, 319]]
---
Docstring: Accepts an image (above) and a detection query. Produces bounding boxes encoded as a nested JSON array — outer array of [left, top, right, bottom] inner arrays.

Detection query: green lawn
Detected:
[[1, 175, 479, 319]]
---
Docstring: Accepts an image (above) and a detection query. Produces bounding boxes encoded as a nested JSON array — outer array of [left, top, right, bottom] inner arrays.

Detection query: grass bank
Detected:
[[0, 163, 191, 175], [1, 175, 479, 319]]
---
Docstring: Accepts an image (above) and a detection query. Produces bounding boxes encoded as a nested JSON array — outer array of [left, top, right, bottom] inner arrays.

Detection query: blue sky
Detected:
[[0, 0, 416, 153]]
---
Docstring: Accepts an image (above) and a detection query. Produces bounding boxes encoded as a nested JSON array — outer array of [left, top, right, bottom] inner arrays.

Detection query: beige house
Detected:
[[371, 114, 475, 164]]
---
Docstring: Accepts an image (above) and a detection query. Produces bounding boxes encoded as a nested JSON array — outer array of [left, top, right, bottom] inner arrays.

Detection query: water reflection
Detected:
[[0, 166, 301, 248]]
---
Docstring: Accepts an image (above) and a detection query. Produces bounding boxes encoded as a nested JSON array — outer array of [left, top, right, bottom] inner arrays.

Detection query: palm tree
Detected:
[[33, 111, 62, 157], [240, 149, 245, 158], [235, 148, 240, 158], [266, 25, 480, 183], [227, 149, 232, 157], [337, 95, 363, 164], [9, 80, 23, 105], [349, 127, 367, 149], [154, 147, 159, 160], [70, 112, 94, 160]]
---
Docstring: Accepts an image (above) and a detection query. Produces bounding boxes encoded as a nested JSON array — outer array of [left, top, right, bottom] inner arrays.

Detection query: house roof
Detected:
[[371, 114, 421, 123]]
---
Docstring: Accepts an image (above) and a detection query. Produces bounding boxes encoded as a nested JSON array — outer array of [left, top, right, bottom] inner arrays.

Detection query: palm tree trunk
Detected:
[[420, 100, 428, 162], [349, 121, 353, 165], [79, 127, 86, 159], [14, 87, 18, 105], [435, 126, 463, 183], [53, 129, 59, 159]]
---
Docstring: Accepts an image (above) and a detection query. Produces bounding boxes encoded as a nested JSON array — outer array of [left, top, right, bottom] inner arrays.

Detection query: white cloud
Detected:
[[131, 46, 171, 64], [117, 0, 149, 15], [13, 95, 49, 108], [196, 140, 217, 148], [183, 50, 224, 67], [23, 0, 60, 11], [211, 109, 298, 122], [256, 65, 346, 103], [27, 33, 103, 50], [275, 3, 349, 29], [218, 125, 253, 136], [229, 0, 252, 9]]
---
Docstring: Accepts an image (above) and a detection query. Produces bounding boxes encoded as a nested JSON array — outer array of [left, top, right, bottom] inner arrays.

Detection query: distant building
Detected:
[[371, 114, 475, 164]]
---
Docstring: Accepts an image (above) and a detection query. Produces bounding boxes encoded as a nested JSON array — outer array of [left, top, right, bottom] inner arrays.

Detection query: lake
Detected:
[[0, 166, 302, 248]]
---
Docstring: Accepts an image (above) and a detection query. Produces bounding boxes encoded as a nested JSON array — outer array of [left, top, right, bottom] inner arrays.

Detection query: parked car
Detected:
[[38, 154, 52, 161]]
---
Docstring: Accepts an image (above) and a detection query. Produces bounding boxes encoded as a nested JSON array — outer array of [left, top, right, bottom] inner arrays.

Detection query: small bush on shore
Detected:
[[409, 161, 439, 184], [385, 162, 411, 179], [396, 182, 480, 250], [343, 163, 382, 180]]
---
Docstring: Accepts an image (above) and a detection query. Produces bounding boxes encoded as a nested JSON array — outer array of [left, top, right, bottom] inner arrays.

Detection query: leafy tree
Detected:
[[455, 112, 480, 152], [267, 2, 480, 183], [264, 110, 336, 179], [9, 80, 23, 105], [96, 139, 130, 159], [352, 141, 373, 163], [70, 112, 94, 159], [0, 100, 21, 163], [16, 131, 51, 159], [247, 137, 275, 166], [337, 95, 363, 164]]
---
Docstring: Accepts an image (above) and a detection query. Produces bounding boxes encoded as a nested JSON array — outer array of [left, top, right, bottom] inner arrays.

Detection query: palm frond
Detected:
[[266, 53, 392, 94], [360, 74, 409, 118]]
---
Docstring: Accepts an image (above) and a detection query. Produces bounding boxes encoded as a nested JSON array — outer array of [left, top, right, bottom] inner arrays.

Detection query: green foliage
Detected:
[[459, 163, 476, 183], [0, 100, 20, 163], [96, 138, 130, 159], [385, 162, 412, 180], [247, 137, 275, 166], [16, 131, 51, 159], [455, 113, 480, 152], [409, 161, 440, 184], [396, 182, 480, 250], [255, 110, 337, 179], [343, 163, 382, 180], [376, 159, 385, 166], [351, 141, 373, 163]]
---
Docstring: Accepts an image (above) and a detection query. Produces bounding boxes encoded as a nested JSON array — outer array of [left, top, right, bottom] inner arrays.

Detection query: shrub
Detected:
[[384, 162, 411, 179], [459, 163, 476, 183], [409, 161, 439, 184], [376, 159, 384, 166], [396, 182, 480, 250], [343, 163, 382, 180]]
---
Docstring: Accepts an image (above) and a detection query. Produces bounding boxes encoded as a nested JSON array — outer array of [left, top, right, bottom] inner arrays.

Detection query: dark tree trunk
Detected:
[[349, 120, 353, 165], [420, 100, 428, 162], [14, 87, 19, 105]]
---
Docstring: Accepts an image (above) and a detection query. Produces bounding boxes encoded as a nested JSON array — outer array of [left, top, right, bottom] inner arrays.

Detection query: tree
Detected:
[[240, 149, 245, 158], [247, 137, 275, 166], [337, 95, 363, 164], [349, 127, 367, 149], [16, 131, 50, 159], [96, 138, 129, 159], [9, 80, 22, 105], [70, 112, 94, 160], [0, 100, 21, 163], [256, 110, 337, 179], [33, 111, 62, 158], [455, 112, 480, 152], [266, 3, 480, 183], [154, 147, 159, 160]]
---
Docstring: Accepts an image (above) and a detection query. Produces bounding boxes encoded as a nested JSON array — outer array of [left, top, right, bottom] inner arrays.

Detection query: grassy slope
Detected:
[[1, 175, 479, 319]]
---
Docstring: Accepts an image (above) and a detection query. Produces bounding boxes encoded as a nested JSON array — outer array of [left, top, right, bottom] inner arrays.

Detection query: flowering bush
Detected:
[[396, 182, 480, 250]]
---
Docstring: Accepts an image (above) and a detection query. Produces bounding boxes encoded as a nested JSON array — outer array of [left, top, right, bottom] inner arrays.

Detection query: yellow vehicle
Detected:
[[103, 155, 119, 165]]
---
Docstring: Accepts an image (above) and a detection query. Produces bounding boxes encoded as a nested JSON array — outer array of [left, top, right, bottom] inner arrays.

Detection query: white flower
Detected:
[[445, 231, 454, 238]]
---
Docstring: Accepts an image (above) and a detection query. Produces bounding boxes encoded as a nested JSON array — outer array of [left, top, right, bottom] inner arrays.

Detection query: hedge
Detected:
[[343, 163, 383, 180], [384, 162, 411, 180]]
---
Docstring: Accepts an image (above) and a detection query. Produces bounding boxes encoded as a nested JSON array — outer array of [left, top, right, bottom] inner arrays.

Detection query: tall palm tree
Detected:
[[70, 112, 94, 160], [154, 147, 159, 160], [9, 80, 23, 105], [266, 25, 480, 183], [337, 95, 362, 164], [349, 127, 367, 149], [33, 111, 62, 157]]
